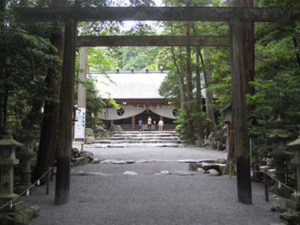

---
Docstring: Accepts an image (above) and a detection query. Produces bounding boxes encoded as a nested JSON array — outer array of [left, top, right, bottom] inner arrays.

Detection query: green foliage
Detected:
[[0, 8, 61, 131], [88, 47, 114, 72], [246, 0, 300, 182], [84, 76, 106, 129]]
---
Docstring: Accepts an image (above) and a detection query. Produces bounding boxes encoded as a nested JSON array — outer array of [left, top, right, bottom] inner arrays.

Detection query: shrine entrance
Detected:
[[14, 4, 300, 205]]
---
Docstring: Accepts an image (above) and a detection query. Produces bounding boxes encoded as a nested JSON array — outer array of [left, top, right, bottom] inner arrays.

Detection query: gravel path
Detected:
[[26, 146, 285, 225]]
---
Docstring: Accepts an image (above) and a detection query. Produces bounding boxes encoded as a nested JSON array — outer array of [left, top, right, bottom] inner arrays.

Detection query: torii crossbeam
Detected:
[[14, 6, 300, 205]]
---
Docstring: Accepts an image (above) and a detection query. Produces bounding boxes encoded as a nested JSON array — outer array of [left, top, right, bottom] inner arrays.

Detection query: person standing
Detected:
[[158, 119, 164, 131], [138, 118, 143, 130], [147, 116, 152, 131]]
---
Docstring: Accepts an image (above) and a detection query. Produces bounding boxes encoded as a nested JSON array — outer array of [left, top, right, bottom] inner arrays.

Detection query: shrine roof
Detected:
[[90, 71, 167, 99]]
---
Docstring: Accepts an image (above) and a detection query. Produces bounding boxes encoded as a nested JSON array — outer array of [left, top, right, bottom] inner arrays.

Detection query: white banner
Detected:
[[74, 108, 86, 139]]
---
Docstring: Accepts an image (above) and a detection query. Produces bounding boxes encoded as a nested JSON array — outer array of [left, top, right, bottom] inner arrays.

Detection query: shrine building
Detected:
[[91, 71, 178, 131]]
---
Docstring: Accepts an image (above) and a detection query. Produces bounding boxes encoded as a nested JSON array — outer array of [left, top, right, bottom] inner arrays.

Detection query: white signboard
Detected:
[[74, 108, 86, 139]]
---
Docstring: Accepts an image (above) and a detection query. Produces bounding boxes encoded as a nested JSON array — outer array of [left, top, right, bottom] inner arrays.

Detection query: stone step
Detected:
[[94, 139, 181, 144], [86, 143, 183, 148], [112, 134, 179, 138], [104, 137, 180, 141], [117, 131, 177, 134], [88, 130, 182, 148]]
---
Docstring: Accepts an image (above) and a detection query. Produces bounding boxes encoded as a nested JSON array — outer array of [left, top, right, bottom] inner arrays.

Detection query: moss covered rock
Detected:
[[85, 128, 94, 137], [94, 127, 109, 139], [109, 125, 123, 133], [280, 210, 300, 225], [0, 214, 14, 225], [79, 151, 94, 162]]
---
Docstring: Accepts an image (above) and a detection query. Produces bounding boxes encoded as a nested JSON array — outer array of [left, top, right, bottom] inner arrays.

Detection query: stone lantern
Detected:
[[286, 135, 300, 211], [0, 130, 21, 211], [268, 128, 292, 183], [16, 130, 35, 193]]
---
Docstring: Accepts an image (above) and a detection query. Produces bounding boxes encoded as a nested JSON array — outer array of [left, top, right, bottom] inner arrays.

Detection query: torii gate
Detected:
[[15, 5, 300, 205]]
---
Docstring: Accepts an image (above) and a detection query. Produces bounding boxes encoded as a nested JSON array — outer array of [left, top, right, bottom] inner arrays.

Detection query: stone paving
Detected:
[[26, 146, 286, 225]]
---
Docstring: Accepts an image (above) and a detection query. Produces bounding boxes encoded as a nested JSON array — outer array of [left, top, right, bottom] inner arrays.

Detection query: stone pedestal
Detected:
[[16, 151, 35, 194], [16, 129, 35, 193]]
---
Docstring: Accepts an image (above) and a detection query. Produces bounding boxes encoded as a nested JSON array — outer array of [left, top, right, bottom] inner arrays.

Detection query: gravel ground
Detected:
[[26, 146, 285, 225]]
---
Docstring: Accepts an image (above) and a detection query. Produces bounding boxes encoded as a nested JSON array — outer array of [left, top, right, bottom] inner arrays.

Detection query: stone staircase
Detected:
[[87, 131, 182, 148]]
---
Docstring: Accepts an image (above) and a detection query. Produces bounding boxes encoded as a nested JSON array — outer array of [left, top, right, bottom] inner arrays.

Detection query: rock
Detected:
[[85, 172, 110, 176], [286, 199, 300, 211], [101, 160, 126, 164], [71, 157, 90, 167], [123, 171, 138, 175], [280, 210, 300, 225], [94, 127, 110, 139], [100, 160, 135, 165], [23, 206, 40, 219], [189, 162, 225, 175], [215, 159, 227, 164], [178, 159, 198, 163], [160, 170, 170, 175], [0, 214, 14, 225], [201, 162, 225, 175], [109, 125, 123, 133], [72, 171, 110, 177], [85, 128, 94, 137], [85, 136, 95, 144], [14, 211, 30, 225], [71, 147, 80, 156], [197, 168, 205, 173], [189, 163, 202, 171], [208, 169, 221, 176], [79, 151, 94, 161], [203, 130, 226, 150], [29, 206, 40, 218], [174, 171, 196, 176], [92, 158, 101, 164], [271, 206, 287, 213]]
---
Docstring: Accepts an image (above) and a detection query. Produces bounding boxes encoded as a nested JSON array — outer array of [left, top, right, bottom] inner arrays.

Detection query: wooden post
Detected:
[[78, 47, 88, 109], [226, 122, 231, 151], [131, 116, 135, 131], [231, 18, 252, 204], [46, 168, 51, 195], [264, 172, 269, 202], [50, 167, 54, 182], [55, 19, 76, 205]]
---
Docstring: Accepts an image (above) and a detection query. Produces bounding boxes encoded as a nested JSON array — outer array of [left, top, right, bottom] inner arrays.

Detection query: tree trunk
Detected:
[[185, 21, 194, 141], [223, 121, 236, 176], [199, 49, 216, 134], [0, 0, 6, 132], [34, 0, 66, 180], [195, 47, 203, 138], [0, 0, 6, 11], [171, 46, 186, 111], [293, 38, 300, 67]]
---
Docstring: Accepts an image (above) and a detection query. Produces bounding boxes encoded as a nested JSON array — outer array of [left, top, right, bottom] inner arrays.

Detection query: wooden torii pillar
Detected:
[[14, 6, 300, 205]]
